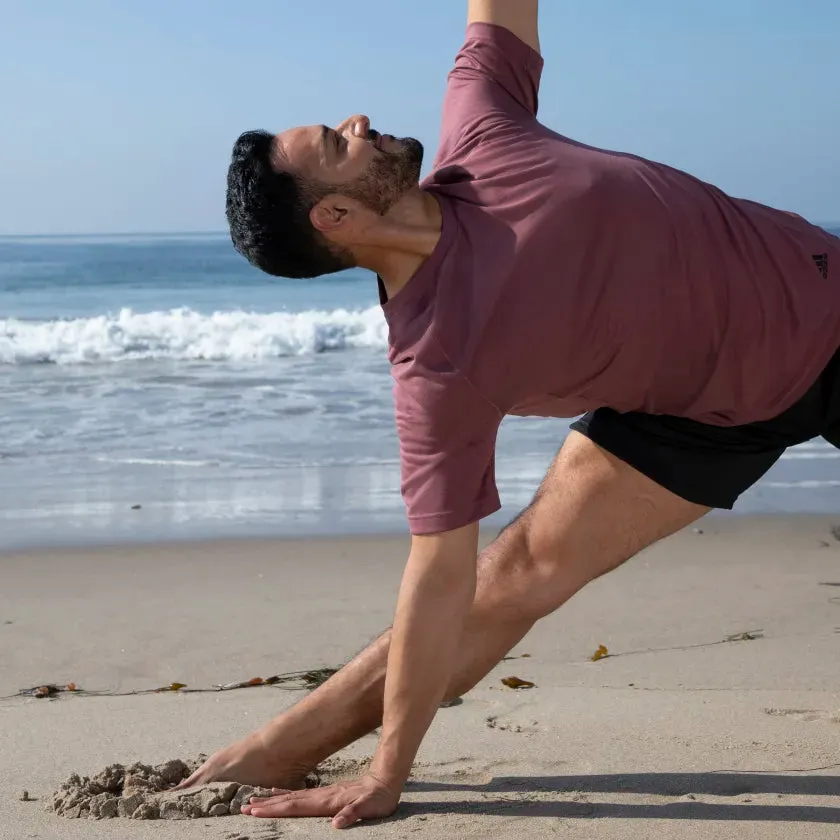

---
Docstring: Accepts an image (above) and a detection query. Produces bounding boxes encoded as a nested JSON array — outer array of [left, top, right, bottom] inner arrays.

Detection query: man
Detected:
[[179, 0, 840, 829]]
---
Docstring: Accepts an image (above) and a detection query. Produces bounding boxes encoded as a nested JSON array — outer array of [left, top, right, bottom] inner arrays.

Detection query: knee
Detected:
[[477, 511, 586, 622], [477, 431, 705, 622], [483, 497, 630, 622]]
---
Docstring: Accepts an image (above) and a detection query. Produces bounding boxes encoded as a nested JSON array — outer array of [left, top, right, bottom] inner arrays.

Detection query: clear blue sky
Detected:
[[2, 0, 838, 235]]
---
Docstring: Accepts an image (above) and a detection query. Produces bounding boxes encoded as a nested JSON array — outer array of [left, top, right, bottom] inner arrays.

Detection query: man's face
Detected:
[[273, 115, 423, 214]]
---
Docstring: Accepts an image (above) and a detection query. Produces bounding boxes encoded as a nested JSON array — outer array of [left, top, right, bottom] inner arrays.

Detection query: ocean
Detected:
[[2, 231, 839, 550]]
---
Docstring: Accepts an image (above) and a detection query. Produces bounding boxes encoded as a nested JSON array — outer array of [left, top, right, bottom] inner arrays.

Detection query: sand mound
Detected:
[[48, 758, 274, 820], [48, 756, 371, 820]]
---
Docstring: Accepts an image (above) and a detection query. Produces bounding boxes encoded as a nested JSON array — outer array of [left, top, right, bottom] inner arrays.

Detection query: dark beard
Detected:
[[343, 137, 424, 215]]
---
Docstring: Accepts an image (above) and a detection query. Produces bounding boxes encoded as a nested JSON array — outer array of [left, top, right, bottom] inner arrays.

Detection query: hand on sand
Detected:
[[241, 774, 400, 830], [174, 731, 309, 792]]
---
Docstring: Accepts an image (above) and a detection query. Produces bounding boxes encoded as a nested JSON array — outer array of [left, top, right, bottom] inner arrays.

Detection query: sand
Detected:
[[2, 516, 840, 838], [46, 756, 372, 821], [47, 758, 274, 820]]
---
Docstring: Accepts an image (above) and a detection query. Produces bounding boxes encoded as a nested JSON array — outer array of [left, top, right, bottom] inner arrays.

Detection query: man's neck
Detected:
[[354, 189, 443, 300]]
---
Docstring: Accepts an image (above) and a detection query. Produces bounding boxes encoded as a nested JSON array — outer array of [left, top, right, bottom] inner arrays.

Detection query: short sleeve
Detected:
[[392, 347, 502, 535], [435, 23, 544, 162]]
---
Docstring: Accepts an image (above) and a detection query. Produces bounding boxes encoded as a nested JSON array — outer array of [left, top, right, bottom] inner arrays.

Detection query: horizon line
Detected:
[[0, 230, 230, 239]]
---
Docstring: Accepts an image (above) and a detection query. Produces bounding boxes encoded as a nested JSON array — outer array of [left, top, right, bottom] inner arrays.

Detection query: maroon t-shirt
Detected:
[[382, 23, 840, 535]]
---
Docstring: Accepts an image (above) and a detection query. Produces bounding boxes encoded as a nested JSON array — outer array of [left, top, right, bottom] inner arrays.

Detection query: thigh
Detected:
[[511, 430, 710, 601], [570, 408, 788, 509], [820, 365, 840, 450]]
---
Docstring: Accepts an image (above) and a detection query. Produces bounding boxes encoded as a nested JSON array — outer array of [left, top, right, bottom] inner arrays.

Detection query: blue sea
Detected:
[[2, 231, 840, 550]]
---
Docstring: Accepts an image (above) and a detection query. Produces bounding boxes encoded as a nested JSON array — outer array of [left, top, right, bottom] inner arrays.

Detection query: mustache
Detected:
[[367, 128, 386, 151]]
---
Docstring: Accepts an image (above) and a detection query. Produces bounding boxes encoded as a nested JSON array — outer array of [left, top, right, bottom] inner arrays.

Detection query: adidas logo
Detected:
[[813, 253, 829, 279]]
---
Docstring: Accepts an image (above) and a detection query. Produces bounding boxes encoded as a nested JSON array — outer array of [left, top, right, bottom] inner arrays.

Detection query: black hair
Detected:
[[225, 130, 354, 278]]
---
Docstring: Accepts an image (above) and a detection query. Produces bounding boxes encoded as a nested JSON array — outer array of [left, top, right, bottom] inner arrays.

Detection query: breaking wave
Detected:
[[0, 307, 388, 364]]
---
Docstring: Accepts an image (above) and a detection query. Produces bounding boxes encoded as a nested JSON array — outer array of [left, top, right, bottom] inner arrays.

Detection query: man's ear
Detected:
[[310, 196, 347, 236], [311, 195, 382, 247]]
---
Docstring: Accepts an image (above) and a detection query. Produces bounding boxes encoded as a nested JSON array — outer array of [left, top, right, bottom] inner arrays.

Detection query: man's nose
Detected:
[[337, 115, 370, 139]]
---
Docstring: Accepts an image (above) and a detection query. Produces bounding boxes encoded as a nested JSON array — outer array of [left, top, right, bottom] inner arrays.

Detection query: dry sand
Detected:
[[2, 515, 839, 838]]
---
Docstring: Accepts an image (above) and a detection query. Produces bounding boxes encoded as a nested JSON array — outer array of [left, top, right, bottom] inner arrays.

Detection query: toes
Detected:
[[173, 774, 198, 791]]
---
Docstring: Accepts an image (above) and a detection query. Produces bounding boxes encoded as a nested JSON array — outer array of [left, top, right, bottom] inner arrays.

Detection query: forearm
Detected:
[[370, 530, 478, 786], [468, 0, 540, 54]]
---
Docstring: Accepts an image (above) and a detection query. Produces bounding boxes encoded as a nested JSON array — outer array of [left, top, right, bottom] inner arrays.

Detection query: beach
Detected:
[[3, 514, 839, 838]]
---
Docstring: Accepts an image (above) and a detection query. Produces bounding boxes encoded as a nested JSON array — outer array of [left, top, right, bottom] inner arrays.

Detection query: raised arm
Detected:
[[468, 0, 540, 54]]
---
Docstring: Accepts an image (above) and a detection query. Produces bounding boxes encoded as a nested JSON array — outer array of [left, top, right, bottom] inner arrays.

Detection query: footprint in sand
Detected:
[[408, 757, 542, 788], [224, 826, 284, 840], [484, 715, 541, 735], [764, 708, 840, 723], [409, 764, 496, 787]]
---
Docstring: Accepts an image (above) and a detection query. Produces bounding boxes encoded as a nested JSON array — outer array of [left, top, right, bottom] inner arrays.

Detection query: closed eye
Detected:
[[320, 125, 344, 160]]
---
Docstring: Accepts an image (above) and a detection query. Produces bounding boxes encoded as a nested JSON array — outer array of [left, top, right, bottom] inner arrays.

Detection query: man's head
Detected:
[[226, 115, 424, 278]]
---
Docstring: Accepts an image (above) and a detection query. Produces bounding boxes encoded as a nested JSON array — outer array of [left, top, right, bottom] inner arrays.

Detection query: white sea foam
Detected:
[[761, 480, 840, 488], [0, 306, 388, 364], [780, 450, 840, 459], [93, 457, 218, 468]]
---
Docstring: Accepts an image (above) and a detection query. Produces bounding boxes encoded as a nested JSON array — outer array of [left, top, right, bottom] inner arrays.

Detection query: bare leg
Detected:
[[180, 433, 708, 788]]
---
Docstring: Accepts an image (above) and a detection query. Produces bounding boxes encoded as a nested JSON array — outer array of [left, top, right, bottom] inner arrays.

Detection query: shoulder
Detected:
[[434, 23, 544, 166]]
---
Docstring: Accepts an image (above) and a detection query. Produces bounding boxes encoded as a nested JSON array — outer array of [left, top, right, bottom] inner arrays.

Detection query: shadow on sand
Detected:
[[397, 772, 840, 824]]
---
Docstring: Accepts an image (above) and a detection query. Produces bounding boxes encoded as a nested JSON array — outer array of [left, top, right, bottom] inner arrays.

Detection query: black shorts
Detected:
[[570, 347, 840, 509]]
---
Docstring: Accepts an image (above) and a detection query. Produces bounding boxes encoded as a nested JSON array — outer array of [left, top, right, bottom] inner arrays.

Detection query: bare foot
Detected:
[[175, 729, 312, 791]]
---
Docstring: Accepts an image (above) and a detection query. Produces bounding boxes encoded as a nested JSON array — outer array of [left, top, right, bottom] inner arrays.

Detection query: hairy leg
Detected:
[[180, 432, 708, 788]]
